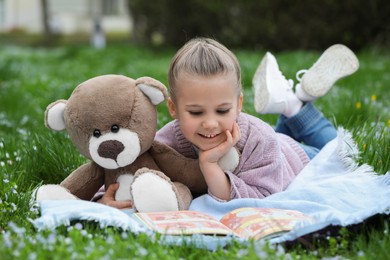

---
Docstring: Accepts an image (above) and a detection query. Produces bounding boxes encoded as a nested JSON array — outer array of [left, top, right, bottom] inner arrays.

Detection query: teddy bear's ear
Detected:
[[135, 77, 168, 105], [45, 100, 67, 131]]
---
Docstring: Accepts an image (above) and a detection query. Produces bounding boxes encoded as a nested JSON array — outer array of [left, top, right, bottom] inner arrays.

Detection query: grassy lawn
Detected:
[[0, 43, 389, 259]]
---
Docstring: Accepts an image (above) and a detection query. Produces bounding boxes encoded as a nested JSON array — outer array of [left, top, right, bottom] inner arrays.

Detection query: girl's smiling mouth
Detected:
[[199, 133, 220, 139]]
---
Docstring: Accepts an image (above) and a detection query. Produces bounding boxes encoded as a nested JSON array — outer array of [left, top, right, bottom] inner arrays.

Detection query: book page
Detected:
[[220, 207, 312, 240], [133, 210, 235, 236]]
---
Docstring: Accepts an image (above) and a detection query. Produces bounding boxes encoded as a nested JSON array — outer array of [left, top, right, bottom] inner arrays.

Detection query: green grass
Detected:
[[0, 43, 389, 259]]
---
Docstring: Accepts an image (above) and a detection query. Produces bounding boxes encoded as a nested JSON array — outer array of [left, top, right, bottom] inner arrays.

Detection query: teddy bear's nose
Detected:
[[98, 140, 125, 160]]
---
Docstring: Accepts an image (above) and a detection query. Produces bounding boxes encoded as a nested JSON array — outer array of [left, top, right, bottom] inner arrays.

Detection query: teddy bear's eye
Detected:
[[93, 129, 101, 138], [111, 124, 120, 133]]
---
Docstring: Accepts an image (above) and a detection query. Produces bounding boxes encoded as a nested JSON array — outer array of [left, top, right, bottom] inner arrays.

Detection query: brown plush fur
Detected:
[[41, 74, 207, 211]]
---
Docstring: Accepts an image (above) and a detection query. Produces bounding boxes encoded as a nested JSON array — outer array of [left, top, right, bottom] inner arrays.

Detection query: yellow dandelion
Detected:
[[371, 94, 377, 102], [363, 144, 367, 151], [387, 119, 390, 127], [356, 101, 362, 110]]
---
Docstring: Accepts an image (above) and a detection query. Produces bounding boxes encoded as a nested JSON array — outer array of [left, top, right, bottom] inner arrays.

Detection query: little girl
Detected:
[[98, 38, 359, 206]]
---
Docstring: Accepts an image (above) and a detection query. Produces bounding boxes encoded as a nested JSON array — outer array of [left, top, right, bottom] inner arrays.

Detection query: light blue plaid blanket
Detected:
[[33, 128, 390, 249]]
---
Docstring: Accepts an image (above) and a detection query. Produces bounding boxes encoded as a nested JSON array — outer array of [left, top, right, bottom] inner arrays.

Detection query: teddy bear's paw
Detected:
[[131, 171, 179, 212], [34, 184, 78, 202], [115, 174, 135, 201]]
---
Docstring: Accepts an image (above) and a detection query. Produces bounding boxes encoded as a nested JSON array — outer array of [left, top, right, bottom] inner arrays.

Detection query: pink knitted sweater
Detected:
[[156, 112, 310, 200]]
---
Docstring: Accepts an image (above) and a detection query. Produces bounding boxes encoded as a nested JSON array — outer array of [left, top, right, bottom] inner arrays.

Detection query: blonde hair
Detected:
[[168, 37, 242, 102]]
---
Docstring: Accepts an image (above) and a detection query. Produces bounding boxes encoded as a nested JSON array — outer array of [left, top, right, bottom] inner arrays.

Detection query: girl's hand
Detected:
[[199, 121, 241, 164], [97, 183, 132, 209], [198, 122, 240, 201]]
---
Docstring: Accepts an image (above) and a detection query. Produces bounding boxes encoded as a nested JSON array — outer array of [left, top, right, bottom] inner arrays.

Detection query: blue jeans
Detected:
[[275, 102, 337, 159]]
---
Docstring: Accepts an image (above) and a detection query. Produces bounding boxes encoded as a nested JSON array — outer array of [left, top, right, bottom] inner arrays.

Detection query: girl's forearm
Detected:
[[200, 162, 231, 201]]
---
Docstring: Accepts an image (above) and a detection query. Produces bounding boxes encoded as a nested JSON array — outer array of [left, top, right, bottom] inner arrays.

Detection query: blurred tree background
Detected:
[[127, 0, 389, 50]]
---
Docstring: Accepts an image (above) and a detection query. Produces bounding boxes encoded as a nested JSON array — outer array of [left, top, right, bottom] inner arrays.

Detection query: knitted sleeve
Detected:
[[226, 114, 309, 199]]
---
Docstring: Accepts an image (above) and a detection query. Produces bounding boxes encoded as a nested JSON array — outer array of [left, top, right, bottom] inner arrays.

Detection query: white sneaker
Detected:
[[253, 52, 295, 114], [296, 44, 359, 102]]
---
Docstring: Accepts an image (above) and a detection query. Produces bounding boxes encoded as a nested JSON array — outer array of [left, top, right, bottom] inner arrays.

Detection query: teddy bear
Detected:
[[34, 74, 210, 212]]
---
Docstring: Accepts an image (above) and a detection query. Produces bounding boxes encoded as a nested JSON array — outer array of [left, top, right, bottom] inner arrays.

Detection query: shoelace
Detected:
[[287, 79, 294, 90], [275, 68, 294, 90], [296, 69, 308, 82]]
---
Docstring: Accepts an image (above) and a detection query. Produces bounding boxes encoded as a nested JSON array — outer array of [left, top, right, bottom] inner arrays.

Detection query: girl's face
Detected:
[[168, 73, 243, 151]]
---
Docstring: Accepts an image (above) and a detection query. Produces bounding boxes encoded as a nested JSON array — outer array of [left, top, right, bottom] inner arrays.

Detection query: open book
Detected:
[[131, 207, 313, 240]]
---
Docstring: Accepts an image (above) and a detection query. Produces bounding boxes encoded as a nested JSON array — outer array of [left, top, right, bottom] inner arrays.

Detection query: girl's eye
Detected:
[[217, 109, 230, 114], [189, 111, 202, 116]]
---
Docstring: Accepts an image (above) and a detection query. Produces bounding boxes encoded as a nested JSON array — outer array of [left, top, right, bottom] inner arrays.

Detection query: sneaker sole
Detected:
[[253, 53, 270, 113], [301, 44, 359, 97]]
